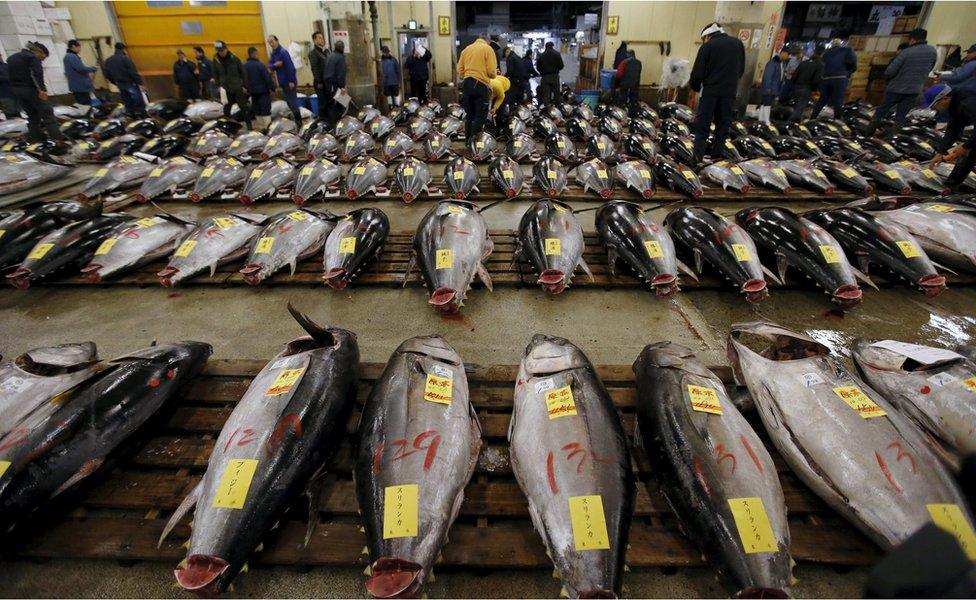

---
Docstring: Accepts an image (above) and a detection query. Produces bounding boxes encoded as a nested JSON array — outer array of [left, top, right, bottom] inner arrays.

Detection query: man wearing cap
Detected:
[[321, 39, 347, 129], [380, 45, 401, 108], [930, 87, 976, 192], [268, 35, 302, 123], [457, 34, 497, 139], [689, 22, 745, 163], [811, 37, 857, 119], [104, 42, 146, 117], [194, 46, 216, 100], [866, 28, 937, 135], [63, 39, 97, 106], [309, 32, 330, 119], [213, 41, 251, 129], [7, 42, 62, 142], [173, 49, 198, 100]]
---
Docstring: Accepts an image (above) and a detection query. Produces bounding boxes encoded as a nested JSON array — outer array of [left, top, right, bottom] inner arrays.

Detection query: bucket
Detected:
[[599, 69, 616, 90], [308, 95, 319, 115], [579, 90, 599, 108]]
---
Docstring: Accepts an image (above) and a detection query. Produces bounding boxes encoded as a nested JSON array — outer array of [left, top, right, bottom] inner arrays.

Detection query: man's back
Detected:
[[689, 33, 744, 97], [885, 42, 937, 94], [458, 39, 496, 86], [7, 50, 38, 89], [793, 58, 823, 88], [620, 58, 642, 88], [536, 48, 563, 75], [822, 46, 855, 77]]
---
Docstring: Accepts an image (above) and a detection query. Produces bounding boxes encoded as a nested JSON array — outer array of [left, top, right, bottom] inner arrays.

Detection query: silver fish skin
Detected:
[[443, 156, 480, 199], [614, 160, 655, 199], [78, 155, 155, 201], [510, 334, 633, 599], [266, 117, 297, 136], [394, 157, 432, 204], [423, 132, 452, 160], [134, 156, 203, 202], [359, 105, 382, 123], [227, 131, 269, 158], [489, 155, 526, 199], [0, 118, 28, 139], [0, 153, 71, 196], [0, 342, 100, 440], [342, 129, 377, 162], [183, 100, 224, 121], [517, 199, 592, 294], [382, 130, 414, 162], [701, 160, 751, 193], [239, 158, 296, 204], [260, 132, 305, 160], [408, 117, 433, 141], [322, 207, 390, 289], [575, 158, 614, 199], [889, 161, 949, 195], [587, 134, 617, 162], [468, 131, 498, 161], [80, 215, 195, 282], [190, 156, 248, 202], [776, 159, 834, 193], [852, 339, 976, 460], [239, 209, 336, 284], [356, 335, 481, 599], [532, 156, 569, 198], [872, 203, 976, 273], [308, 132, 340, 159], [632, 342, 791, 597], [369, 115, 396, 139], [728, 321, 975, 550], [292, 158, 342, 204], [157, 213, 268, 286], [437, 116, 463, 138], [346, 157, 389, 200], [189, 130, 232, 157], [413, 201, 493, 313], [335, 116, 365, 139], [738, 159, 792, 192], [507, 134, 537, 161]]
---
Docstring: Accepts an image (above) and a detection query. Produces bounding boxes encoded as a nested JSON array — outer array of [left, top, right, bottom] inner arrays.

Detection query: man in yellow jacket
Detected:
[[490, 73, 510, 120], [457, 34, 497, 138]]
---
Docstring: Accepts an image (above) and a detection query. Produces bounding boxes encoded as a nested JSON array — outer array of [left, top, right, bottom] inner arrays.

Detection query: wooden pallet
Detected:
[[2, 360, 881, 569], [32, 231, 976, 291]]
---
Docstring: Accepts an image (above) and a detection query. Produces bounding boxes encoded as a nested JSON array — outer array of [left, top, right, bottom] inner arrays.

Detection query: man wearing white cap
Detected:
[[689, 22, 744, 163]]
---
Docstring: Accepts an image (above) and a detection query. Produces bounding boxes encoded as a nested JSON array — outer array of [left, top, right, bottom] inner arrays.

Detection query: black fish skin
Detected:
[[654, 157, 703, 199], [323, 208, 390, 289], [815, 160, 873, 194], [595, 201, 678, 295], [0, 341, 212, 533], [0, 202, 103, 269]]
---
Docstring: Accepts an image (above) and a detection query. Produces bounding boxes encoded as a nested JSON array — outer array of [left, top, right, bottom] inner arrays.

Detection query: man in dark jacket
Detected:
[[536, 41, 563, 106], [930, 87, 976, 191], [812, 38, 857, 119], [689, 22, 744, 163], [522, 49, 539, 101], [789, 51, 824, 122], [613, 41, 629, 69], [867, 28, 938, 135], [194, 46, 216, 99], [63, 39, 97, 105], [244, 47, 274, 127], [8, 42, 62, 142], [380, 45, 401, 108], [504, 47, 527, 107], [212, 40, 251, 129], [104, 42, 146, 117], [404, 46, 432, 103], [614, 50, 641, 109], [173, 49, 198, 100], [0, 52, 18, 119], [321, 40, 347, 128], [309, 32, 329, 119]]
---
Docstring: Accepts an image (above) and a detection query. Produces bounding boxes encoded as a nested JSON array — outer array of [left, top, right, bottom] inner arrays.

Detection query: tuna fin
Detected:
[[632, 419, 643, 448], [930, 261, 958, 276], [606, 247, 618, 276], [855, 252, 871, 274], [692, 248, 704, 274], [476, 262, 494, 291], [851, 267, 879, 291], [402, 253, 415, 288], [208, 262, 218, 277], [677, 260, 699, 281], [233, 212, 271, 226], [477, 198, 509, 212], [289, 258, 298, 276], [762, 264, 783, 286], [150, 201, 197, 226], [287, 302, 336, 346], [775, 253, 789, 284], [302, 476, 326, 549], [51, 458, 103, 498], [578, 258, 595, 282], [158, 481, 201, 547]]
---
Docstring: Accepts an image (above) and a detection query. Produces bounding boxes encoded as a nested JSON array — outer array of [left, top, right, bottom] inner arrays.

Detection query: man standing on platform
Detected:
[[268, 35, 302, 123], [535, 41, 563, 106], [8, 42, 62, 142], [866, 28, 937, 135], [213, 40, 251, 129], [689, 22, 744, 164], [309, 32, 329, 120], [457, 34, 496, 139], [104, 42, 146, 117], [63, 39, 97, 106]]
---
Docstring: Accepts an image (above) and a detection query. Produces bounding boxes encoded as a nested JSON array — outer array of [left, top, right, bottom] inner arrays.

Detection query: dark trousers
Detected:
[[200, 80, 217, 100], [940, 94, 975, 153], [946, 147, 975, 189], [410, 79, 428, 103], [118, 83, 146, 116], [460, 77, 490, 139], [506, 83, 524, 107], [538, 73, 559, 105], [250, 92, 271, 116], [692, 94, 733, 161], [617, 85, 637, 108], [72, 91, 91, 105], [0, 96, 18, 119], [280, 87, 303, 123], [224, 88, 251, 129], [178, 83, 198, 100], [813, 77, 848, 118], [790, 85, 813, 122], [314, 83, 328, 118], [383, 84, 400, 108], [13, 87, 63, 142], [868, 90, 920, 135], [322, 79, 341, 128]]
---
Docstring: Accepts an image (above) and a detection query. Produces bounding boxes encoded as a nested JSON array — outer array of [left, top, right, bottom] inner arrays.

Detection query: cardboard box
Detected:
[[0, 15, 36, 35], [33, 17, 51, 36], [0, 33, 35, 52], [43, 7, 70, 21]]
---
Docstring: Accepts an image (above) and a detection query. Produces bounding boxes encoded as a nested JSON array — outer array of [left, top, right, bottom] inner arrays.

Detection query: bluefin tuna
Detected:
[[183, 100, 224, 122], [516, 199, 592, 293], [407, 117, 433, 141], [423, 132, 452, 161], [566, 116, 594, 141], [157, 213, 268, 286], [488, 155, 525, 199], [621, 133, 657, 164], [661, 135, 696, 165], [322, 208, 389, 289], [533, 156, 569, 198], [468, 131, 498, 161], [90, 134, 145, 161], [816, 160, 872, 194], [79, 155, 157, 201], [346, 157, 388, 200], [888, 161, 949, 195], [138, 134, 188, 159], [292, 159, 342, 205], [615, 160, 655, 199], [126, 118, 161, 139], [443, 156, 480, 199], [189, 130, 232, 158], [770, 135, 823, 159], [369, 115, 396, 139], [701, 161, 751, 193], [134, 156, 203, 202], [394, 157, 432, 203], [438, 116, 463, 138], [382, 130, 414, 162], [81, 214, 196, 282], [596, 200, 681, 295], [0, 201, 103, 269], [587, 134, 617, 162], [266, 117, 297, 136], [733, 135, 777, 160], [575, 158, 613, 199], [868, 200, 976, 273], [655, 156, 703, 198], [0, 153, 71, 196], [777, 159, 834, 193], [190, 157, 248, 202], [335, 116, 365, 139], [227, 131, 269, 158], [545, 133, 576, 162], [239, 209, 337, 284], [307, 132, 341, 159], [341, 130, 376, 162], [261, 132, 305, 160], [507, 134, 537, 161], [163, 117, 201, 137], [859, 161, 912, 194], [739, 159, 792, 193], [239, 158, 296, 204]]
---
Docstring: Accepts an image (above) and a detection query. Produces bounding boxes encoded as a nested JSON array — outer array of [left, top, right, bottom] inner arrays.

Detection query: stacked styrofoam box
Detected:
[[0, 1, 70, 94]]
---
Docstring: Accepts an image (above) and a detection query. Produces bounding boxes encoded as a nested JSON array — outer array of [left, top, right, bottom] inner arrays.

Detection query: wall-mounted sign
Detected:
[[407, 19, 417, 30], [607, 16, 619, 35], [869, 5, 904, 23], [333, 30, 349, 54], [751, 28, 762, 49], [438, 15, 450, 35], [806, 3, 843, 24], [773, 28, 788, 52], [765, 24, 776, 49], [738, 29, 751, 44]]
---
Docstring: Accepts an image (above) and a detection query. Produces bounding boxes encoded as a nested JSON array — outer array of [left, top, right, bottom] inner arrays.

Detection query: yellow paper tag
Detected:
[[211, 458, 259, 509], [301, 166, 314, 176], [448, 206, 464, 214], [556, 141, 565, 148], [136, 218, 157, 228], [150, 167, 164, 178], [403, 167, 415, 176], [255, 236, 274, 254], [250, 169, 263, 179], [201, 167, 214, 177], [0, 460, 10, 480], [268, 138, 278, 147], [96, 168, 108, 177], [819, 245, 841, 264], [383, 484, 419, 539], [926, 204, 955, 213], [545, 386, 577, 419], [94, 238, 117, 256], [842, 168, 856, 177], [476, 141, 485, 148], [728, 497, 778, 553], [512, 140, 521, 148], [0, 230, 4, 240], [175, 239, 196, 257], [99, 140, 113, 148], [213, 217, 236, 230], [884, 169, 899, 178], [436, 248, 453, 269], [682, 170, 695, 180], [731, 166, 745, 175], [453, 171, 464, 180], [27, 243, 54, 260], [850, 143, 862, 150], [285, 211, 306, 222], [688, 384, 722, 415], [196, 138, 207, 146], [545, 238, 561, 256], [961, 377, 976, 393], [642, 142, 651, 149], [596, 169, 608, 178], [896, 240, 920, 258], [833, 385, 886, 419], [230, 140, 241, 148], [731, 243, 751, 262], [423, 373, 453, 405], [431, 140, 440, 147], [597, 142, 606, 149], [309, 138, 320, 147], [922, 169, 937, 179], [920, 142, 933, 151], [773, 168, 785, 177], [339, 237, 356, 254], [814, 168, 826, 178], [264, 368, 303, 397], [927, 504, 976, 559], [568, 495, 611, 551], [644, 240, 663, 258], [547, 170, 557, 179], [639, 169, 651, 178], [502, 169, 514, 178]]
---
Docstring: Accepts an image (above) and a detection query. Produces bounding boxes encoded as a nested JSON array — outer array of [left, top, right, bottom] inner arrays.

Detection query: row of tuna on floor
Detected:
[[1, 194, 974, 306], [1, 307, 974, 597]]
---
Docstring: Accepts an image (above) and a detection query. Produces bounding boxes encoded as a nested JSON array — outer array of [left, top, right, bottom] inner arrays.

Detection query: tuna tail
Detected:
[[287, 303, 336, 347]]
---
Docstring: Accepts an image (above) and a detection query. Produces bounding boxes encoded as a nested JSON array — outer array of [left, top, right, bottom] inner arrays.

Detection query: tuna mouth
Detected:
[[239, 194, 253, 204], [429, 287, 459, 312], [692, 188, 703, 198], [6, 268, 32, 289], [134, 193, 147, 203], [189, 192, 203, 203], [293, 194, 305, 205], [782, 187, 793, 194], [539, 269, 566, 294], [80, 264, 103, 283], [823, 186, 835, 194], [347, 190, 359, 200], [899, 186, 911, 195], [240, 263, 263, 285], [402, 192, 415, 203], [739, 185, 752, 193], [174, 554, 230, 596], [505, 189, 515, 199], [742, 278, 768, 302], [735, 587, 789, 599], [547, 189, 557, 198], [157, 266, 179, 287], [832, 284, 862, 307], [454, 192, 464, 200], [599, 188, 611, 199], [919, 274, 946, 297], [77, 192, 89, 202], [651, 273, 678, 296], [323, 267, 348, 289], [260, 152, 271, 160], [863, 185, 875, 194], [364, 558, 423, 599]]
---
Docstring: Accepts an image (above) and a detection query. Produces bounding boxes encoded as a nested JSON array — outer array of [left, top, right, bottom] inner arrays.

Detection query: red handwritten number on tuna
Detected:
[[223, 427, 257, 453], [372, 430, 442, 474], [546, 443, 613, 494]]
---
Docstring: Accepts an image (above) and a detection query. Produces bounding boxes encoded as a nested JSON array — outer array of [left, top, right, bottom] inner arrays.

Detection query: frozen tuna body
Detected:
[[190, 156, 248, 202], [157, 213, 268, 286], [394, 157, 432, 204], [239, 209, 337, 284], [80, 214, 196, 282], [0, 153, 71, 196], [323, 208, 390, 289], [134, 156, 203, 202], [292, 159, 342, 204], [239, 158, 296, 204], [227, 131, 269, 158], [345, 157, 388, 200], [596, 201, 680, 295], [516, 199, 592, 294]]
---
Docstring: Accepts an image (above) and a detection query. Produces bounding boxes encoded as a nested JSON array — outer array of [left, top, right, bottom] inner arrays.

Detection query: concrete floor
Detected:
[[0, 173, 973, 597]]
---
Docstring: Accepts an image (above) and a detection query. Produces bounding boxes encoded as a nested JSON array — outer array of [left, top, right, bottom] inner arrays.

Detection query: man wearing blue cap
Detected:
[[63, 39, 97, 105]]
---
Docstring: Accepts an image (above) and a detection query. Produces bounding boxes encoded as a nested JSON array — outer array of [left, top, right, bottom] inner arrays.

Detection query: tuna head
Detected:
[[545, 133, 576, 163], [507, 134, 536, 161], [91, 118, 126, 141], [437, 116, 463, 138], [157, 213, 267, 287], [190, 157, 247, 202], [576, 158, 613, 199], [135, 157, 203, 203], [532, 156, 569, 199], [661, 134, 696, 165], [261, 132, 304, 160], [860, 161, 912, 194], [335, 116, 365, 139], [506, 116, 527, 138], [292, 159, 342, 205], [90, 134, 145, 161], [701, 161, 751, 193], [307, 132, 340, 159], [407, 117, 433, 141], [139, 134, 190, 159], [776, 160, 833, 194], [394, 157, 432, 204], [345, 158, 389, 200], [489, 155, 526, 199], [266, 117, 297, 136], [322, 208, 390, 289], [342, 130, 377, 162], [189, 130, 232, 158], [613, 160, 654, 199], [587, 134, 617, 162], [596, 201, 679, 295], [654, 157, 703, 199], [517, 200, 589, 294], [382, 131, 414, 162], [423, 132, 452, 161], [240, 209, 336, 285], [227, 131, 269, 158], [468, 131, 498, 162], [183, 100, 225, 122], [78, 155, 155, 201], [621, 133, 657, 164], [816, 160, 873, 195], [239, 158, 296, 204], [443, 156, 480, 199], [369, 115, 396, 139]]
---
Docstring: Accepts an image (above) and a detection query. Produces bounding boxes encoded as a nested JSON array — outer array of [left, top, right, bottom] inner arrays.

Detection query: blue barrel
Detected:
[[599, 69, 616, 90], [579, 90, 599, 108], [308, 95, 319, 114]]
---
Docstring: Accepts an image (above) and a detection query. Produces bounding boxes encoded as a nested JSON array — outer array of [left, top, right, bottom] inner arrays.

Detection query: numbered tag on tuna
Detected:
[[135, 218, 157, 228], [453, 171, 464, 180], [265, 367, 305, 396], [639, 169, 651, 179], [287, 211, 307, 222], [842, 168, 857, 177], [403, 167, 415, 176], [383, 484, 419, 539], [250, 169, 263, 179], [728, 497, 778, 553], [687, 384, 722, 415], [0, 460, 11, 480], [301, 166, 314, 176], [819, 245, 841, 264], [212, 458, 259, 509], [255, 237, 274, 254], [212, 217, 236, 230], [732, 166, 745, 175], [731, 243, 751, 262], [447, 205, 464, 214], [896, 240, 920, 258], [927, 503, 976, 559], [962, 377, 976, 393], [94, 238, 117, 256], [545, 238, 561, 256], [502, 169, 514, 179], [596, 169, 608, 178], [27, 243, 54, 260], [644, 240, 663, 258], [545, 385, 577, 419], [926, 204, 955, 213], [833, 385, 886, 419], [95, 168, 108, 177], [423, 364, 453, 405], [201, 167, 215, 178], [682, 170, 695, 180], [436, 248, 453, 269], [338, 237, 356, 254], [568, 495, 611, 551], [175, 239, 196, 257], [150, 167, 164, 178]]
